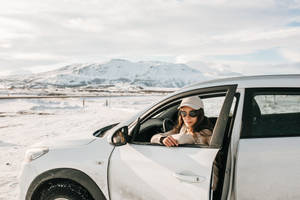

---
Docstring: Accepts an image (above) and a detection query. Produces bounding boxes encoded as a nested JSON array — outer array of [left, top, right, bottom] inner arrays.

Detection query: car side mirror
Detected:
[[111, 126, 128, 146]]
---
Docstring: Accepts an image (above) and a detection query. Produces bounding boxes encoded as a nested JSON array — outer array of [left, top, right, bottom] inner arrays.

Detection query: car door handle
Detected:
[[173, 172, 206, 183]]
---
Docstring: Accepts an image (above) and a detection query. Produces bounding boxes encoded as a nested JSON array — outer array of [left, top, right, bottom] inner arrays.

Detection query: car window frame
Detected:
[[241, 87, 300, 139], [129, 84, 238, 148]]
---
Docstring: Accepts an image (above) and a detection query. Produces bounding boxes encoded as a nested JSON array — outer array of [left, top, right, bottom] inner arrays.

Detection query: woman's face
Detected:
[[180, 106, 198, 129]]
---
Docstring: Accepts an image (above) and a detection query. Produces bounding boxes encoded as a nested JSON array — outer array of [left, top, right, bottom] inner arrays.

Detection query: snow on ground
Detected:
[[1, 92, 295, 199], [0, 95, 164, 200]]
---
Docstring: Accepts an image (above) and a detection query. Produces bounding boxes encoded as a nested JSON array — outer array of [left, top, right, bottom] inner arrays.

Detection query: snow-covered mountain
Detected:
[[0, 59, 208, 89]]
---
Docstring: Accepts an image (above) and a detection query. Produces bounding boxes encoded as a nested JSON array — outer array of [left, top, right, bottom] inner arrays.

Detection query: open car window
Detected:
[[131, 90, 237, 147]]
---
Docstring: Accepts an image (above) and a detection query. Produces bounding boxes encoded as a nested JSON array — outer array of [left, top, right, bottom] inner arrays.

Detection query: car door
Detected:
[[108, 85, 237, 200], [236, 88, 300, 200]]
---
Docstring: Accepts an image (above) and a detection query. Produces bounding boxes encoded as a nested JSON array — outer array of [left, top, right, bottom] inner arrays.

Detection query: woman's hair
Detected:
[[171, 108, 213, 135]]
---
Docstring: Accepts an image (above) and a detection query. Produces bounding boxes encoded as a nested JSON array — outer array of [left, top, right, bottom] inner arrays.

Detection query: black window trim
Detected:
[[129, 85, 237, 129], [129, 84, 238, 148]]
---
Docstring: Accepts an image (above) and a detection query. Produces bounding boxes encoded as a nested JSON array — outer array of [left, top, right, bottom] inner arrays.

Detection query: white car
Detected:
[[19, 74, 300, 200]]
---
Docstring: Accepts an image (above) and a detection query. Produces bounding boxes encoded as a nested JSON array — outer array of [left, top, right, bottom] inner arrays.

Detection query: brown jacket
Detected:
[[150, 125, 212, 145]]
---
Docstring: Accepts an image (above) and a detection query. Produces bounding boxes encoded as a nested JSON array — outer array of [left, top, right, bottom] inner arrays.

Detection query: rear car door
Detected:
[[108, 85, 237, 200], [236, 88, 300, 199]]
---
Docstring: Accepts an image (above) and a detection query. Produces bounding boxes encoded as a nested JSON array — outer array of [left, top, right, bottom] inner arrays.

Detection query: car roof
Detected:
[[181, 74, 300, 92]]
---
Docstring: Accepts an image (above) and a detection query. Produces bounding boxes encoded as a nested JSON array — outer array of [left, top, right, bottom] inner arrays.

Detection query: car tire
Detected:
[[38, 181, 93, 200]]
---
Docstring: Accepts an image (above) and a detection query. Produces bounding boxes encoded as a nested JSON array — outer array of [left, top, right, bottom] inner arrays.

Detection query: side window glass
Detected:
[[255, 95, 300, 114], [203, 97, 236, 118], [202, 97, 224, 118], [244, 91, 300, 138]]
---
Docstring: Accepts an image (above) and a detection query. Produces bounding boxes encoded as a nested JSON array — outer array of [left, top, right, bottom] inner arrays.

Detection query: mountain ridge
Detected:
[[0, 59, 208, 89]]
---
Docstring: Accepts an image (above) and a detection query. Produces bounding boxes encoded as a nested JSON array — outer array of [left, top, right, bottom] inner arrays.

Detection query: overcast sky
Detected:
[[1, 0, 300, 77]]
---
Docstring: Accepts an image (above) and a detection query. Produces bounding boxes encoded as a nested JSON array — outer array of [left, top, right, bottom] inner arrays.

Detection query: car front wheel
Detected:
[[38, 181, 93, 200]]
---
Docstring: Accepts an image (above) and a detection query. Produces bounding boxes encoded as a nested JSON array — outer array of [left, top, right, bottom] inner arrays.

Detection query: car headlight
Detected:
[[25, 147, 49, 162]]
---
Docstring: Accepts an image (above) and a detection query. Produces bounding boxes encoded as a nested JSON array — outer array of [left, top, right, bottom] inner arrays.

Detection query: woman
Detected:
[[151, 96, 213, 146], [151, 96, 218, 192]]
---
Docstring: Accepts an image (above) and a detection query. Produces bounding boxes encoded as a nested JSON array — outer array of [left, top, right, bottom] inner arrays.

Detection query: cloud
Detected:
[[279, 48, 300, 62], [0, 42, 11, 48], [187, 57, 300, 78], [187, 60, 244, 78], [209, 27, 300, 43], [287, 21, 300, 26], [0, 0, 300, 75], [8, 69, 33, 76], [0, 52, 68, 75], [10, 53, 66, 61], [275, 0, 300, 9], [63, 17, 106, 32]]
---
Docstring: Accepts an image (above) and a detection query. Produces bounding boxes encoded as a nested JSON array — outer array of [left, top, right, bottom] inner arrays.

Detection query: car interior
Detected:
[[131, 95, 232, 145]]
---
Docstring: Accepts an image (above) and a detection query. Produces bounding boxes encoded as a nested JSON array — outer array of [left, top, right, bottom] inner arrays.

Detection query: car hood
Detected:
[[30, 136, 97, 149]]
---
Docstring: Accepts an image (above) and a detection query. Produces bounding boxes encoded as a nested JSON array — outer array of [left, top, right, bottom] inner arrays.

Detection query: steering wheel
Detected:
[[162, 118, 175, 133]]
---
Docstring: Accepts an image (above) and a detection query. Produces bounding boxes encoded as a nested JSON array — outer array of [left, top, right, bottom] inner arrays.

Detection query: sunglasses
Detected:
[[179, 110, 199, 118]]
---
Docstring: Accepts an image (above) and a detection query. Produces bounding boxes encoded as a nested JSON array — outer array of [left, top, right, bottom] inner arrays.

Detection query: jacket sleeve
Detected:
[[195, 129, 213, 145], [150, 130, 174, 144], [202, 129, 213, 145]]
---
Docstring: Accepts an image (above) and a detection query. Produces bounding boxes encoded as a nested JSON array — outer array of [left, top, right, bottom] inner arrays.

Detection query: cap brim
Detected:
[[178, 103, 200, 110]]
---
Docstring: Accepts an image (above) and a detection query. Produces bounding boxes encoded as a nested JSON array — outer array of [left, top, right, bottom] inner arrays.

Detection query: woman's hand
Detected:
[[162, 136, 178, 147]]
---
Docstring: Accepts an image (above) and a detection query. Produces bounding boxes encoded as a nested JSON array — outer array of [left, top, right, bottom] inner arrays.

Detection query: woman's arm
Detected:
[[194, 129, 213, 145], [150, 130, 173, 144]]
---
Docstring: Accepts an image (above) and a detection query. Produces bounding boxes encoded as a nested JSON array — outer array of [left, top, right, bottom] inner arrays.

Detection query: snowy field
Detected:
[[0, 95, 164, 200], [1, 93, 295, 199]]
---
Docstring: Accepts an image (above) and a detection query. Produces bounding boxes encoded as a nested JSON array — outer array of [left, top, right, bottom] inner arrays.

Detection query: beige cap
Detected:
[[178, 96, 204, 110]]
